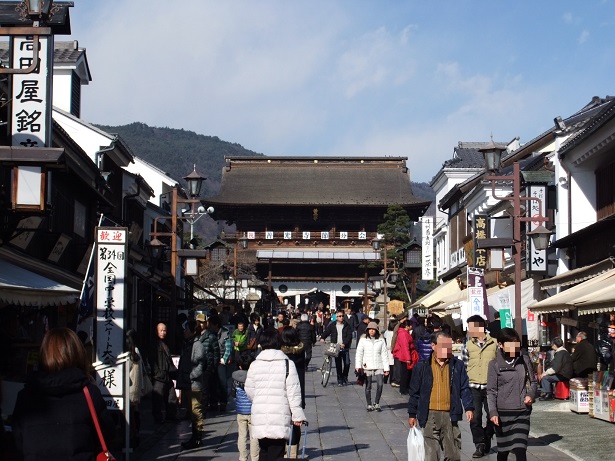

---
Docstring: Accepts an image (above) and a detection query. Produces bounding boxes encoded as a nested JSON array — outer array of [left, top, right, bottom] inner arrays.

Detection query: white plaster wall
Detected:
[[125, 158, 177, 205], [53, 109, 114, 162], [52, 70, 72, 114], [568, 170, 596, 234]]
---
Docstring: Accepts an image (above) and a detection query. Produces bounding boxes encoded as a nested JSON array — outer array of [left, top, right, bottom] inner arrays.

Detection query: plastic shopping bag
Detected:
[[407, 426, 425, 461]]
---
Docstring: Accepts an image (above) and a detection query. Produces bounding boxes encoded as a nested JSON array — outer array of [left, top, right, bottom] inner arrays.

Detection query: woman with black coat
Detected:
[[12, 328, 115, 461], [281, 326, 306, 458]]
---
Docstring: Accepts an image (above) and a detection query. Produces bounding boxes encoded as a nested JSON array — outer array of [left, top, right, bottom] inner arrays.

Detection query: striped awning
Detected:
[[538, 257, 615, 291]]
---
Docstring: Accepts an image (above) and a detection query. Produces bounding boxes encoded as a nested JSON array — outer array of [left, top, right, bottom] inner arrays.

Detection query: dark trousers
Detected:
[[399, 364, 411, 394], [391, 357, 401, 385], [152, 379, 177, 423], [202, 369, 215, 410], [335, 349, 350, 383], [304, 347, 312, 369], [259, 437, 286, 460], [470, 387, 494, 445], [214, 363, 228, 407]]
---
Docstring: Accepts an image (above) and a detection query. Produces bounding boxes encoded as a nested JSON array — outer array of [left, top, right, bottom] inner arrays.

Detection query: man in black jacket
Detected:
[[571, 331, 597, 378], [296, 314, 316, 368], [320, 310, 353, 385], [150, 322, 178, 424]]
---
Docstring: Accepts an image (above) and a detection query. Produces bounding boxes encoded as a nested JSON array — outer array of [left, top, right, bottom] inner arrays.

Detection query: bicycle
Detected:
[[321, 342, 340, 387]]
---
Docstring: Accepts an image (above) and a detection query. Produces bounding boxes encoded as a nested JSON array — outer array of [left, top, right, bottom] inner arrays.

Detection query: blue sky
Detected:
[[69, 1, 615, 183]]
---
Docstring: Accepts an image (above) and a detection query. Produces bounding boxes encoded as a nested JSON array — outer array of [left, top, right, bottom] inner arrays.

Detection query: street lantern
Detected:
[[239, 233, 249, 250], [183, 165, 206, 198], [389, 270, 399, 283], [371, 237, 383, 251], [479, 138, 506, 172], [148, 237, 166, 261], [527, 224, 552, 251]]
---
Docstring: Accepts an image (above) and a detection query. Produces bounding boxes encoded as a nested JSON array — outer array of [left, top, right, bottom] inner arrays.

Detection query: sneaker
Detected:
[[391, 383, 400, 388], [338, 383, 344, 387], [373, 403, 382, 412], [538, 394, 554, 401], [367, 404, 374, 411], [472, 443, 485, 458]]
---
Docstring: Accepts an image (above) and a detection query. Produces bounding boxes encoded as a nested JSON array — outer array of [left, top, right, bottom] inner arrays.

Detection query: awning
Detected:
[[411, 278, 461, 309], [573, 275, 615, 315], [529, 268, 615, 314], [0, 260, 80, 307], [538, 257, 615, 291], [256, 249, 380, 261], [438, 285, 503, 313]]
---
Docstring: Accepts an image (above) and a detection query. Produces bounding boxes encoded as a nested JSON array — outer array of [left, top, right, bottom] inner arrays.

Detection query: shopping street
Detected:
[[128, 343, 609, 461]]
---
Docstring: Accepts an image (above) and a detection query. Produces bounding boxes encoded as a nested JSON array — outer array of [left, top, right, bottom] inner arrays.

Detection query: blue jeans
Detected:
[[335, 348, 350, 383], [540, 374, 563, 395]]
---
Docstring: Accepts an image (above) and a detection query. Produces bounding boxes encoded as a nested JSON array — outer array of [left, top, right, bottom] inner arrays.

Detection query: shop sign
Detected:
[[527, 185, 548, 274], [95, 227, 127, 410], [421, 216, 433, 280], [11, 35, 53, 147], [473, 215, 489, 270], [499, 308, 513, 328]]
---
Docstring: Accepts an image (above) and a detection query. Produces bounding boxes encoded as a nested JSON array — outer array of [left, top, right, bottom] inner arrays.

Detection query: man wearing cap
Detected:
[[320, 310, 353, 386], [196, 313, 221, 411]]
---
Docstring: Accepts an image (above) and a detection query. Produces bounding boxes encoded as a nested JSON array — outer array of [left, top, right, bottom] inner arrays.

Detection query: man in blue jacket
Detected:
[[408, 331, 474, 461]]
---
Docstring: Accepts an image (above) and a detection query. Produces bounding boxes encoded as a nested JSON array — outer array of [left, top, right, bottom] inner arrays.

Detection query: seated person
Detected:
[[539, 337, 573, 400]]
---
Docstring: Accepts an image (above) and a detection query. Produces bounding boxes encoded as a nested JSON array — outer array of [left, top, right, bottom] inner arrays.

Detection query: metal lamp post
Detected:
[[480, 140, 551, 339]]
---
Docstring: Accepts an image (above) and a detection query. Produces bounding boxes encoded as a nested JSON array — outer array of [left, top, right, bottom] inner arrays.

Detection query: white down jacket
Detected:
[[355, 336, 390, 371], [245, 349, 306, 440]]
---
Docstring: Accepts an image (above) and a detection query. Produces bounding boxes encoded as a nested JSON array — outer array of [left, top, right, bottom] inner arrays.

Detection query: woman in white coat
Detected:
[[355, 322, 390, 412], [245, 328, 306, 460]]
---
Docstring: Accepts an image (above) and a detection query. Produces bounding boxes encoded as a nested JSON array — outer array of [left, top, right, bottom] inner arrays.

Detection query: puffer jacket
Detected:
[[356, 336, 389, 371], [392, 327, 414, 363], [232, 369, 252, 415], [416, 332, 433, 361], [245, 349, 306, 440], [177, 335, 205, 390], [199, 328, 220, 371], [487, 352, 538, 416]]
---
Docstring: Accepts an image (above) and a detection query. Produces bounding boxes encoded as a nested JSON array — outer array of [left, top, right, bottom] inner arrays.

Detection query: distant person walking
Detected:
[[355, 322, 389, 411]]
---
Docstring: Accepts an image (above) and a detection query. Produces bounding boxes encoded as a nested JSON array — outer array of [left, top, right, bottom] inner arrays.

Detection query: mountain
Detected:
[[96, 122, 435, 236]]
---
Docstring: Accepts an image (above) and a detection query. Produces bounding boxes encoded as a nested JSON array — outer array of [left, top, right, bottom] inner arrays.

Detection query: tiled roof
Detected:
[[442, 144, 488, 169], [0, 41, 85, 65], [558, 97, 615, 157], [205, 157, 430, 208]]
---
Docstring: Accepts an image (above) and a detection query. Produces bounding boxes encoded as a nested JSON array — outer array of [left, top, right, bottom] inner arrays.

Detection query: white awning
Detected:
[[256, 249, 380, 261], [530, 268, 615, 314], [0, 260, 80, 307], [411, 278, 461, 309], [538, 257, 615, 291]]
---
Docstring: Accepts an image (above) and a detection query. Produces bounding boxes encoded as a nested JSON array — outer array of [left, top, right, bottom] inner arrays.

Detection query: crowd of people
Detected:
[[6, 302, 611, 461]]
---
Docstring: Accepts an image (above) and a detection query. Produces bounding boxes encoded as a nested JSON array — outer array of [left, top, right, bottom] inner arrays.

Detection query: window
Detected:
[[210, 246, 228, 262]]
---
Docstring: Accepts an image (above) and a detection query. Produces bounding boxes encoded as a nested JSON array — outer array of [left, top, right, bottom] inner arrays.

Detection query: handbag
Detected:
[[324, 342, 340, 357], [247, 337, 258, 351], [83, 386, 117, 461], [407, 426, 425, 461], [407, 349, 420, 370]]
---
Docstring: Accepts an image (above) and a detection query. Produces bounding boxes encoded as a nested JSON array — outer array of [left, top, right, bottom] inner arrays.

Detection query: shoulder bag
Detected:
[[83, 386, 117, 461]]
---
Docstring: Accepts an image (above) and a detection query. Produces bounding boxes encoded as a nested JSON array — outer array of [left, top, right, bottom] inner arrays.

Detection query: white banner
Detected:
[[421, 216, 433, 280], [95, 227, 127, 410]]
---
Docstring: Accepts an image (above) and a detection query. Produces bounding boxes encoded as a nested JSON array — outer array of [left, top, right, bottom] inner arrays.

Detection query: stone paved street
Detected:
[[131, 342, 600, 461]]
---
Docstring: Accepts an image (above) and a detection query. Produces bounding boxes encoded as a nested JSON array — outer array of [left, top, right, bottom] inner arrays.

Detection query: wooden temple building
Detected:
[[203, 157, 430, 312]]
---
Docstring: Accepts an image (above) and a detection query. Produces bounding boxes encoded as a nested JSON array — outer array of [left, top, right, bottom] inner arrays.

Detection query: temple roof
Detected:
[[204, 157, 430, 210]]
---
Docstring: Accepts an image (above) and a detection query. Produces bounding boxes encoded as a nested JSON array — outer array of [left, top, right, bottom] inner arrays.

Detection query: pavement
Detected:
[[126, 343, 611, 461]]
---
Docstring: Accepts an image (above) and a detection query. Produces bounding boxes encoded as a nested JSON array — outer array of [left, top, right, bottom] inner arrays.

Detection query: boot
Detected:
[[181, 431, 203, 449], [289, 444, 299, 458], [472, 443, 485, 458]]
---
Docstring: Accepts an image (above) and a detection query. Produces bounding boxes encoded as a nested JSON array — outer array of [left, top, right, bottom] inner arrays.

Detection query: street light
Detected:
[[480, 140, 552, 339]]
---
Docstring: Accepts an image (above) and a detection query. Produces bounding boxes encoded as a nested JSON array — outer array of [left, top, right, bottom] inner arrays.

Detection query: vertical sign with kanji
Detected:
[[421, 216, 433, 280], [473, 214, 490, 270], [527, 185, 547, 274], [11, 35, 53, 147], [96, 227, 127, 411], [467, 266, 488, 318]]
